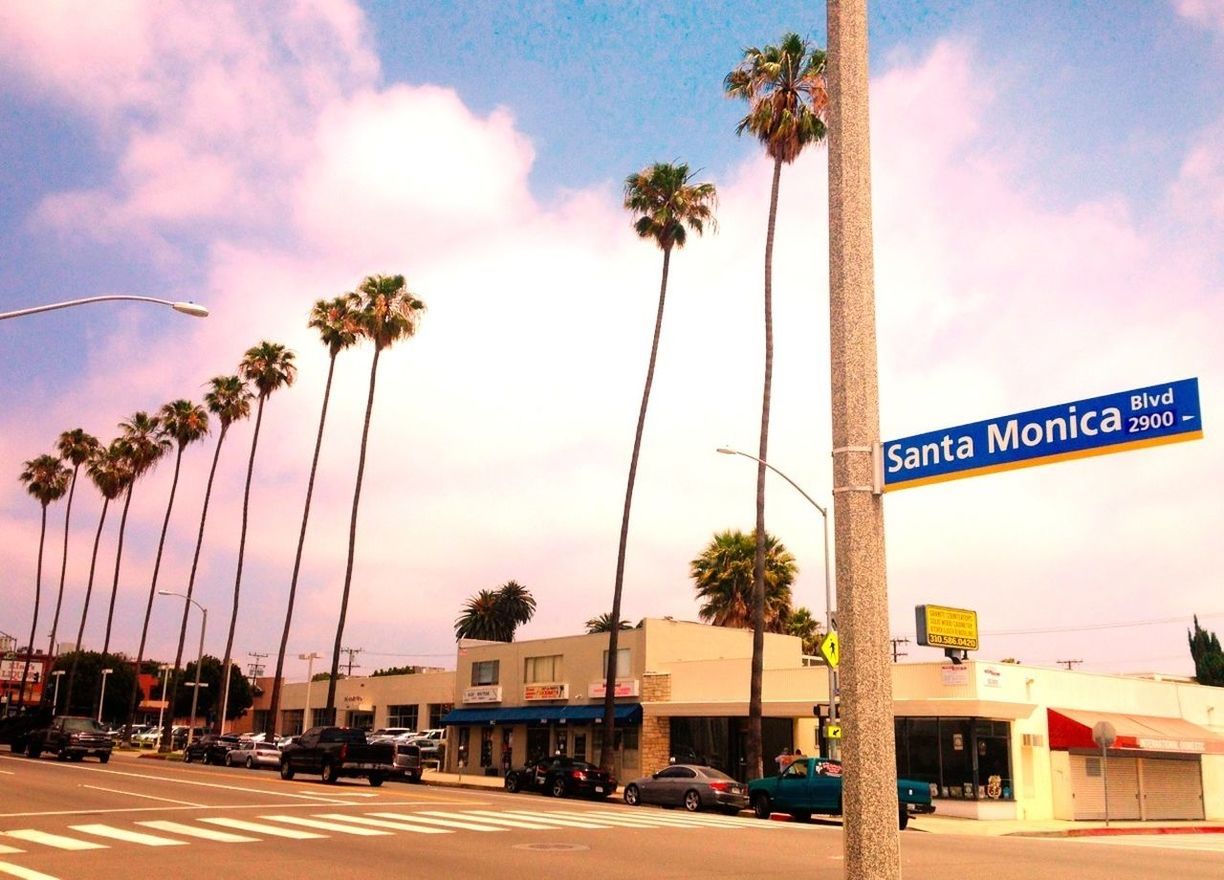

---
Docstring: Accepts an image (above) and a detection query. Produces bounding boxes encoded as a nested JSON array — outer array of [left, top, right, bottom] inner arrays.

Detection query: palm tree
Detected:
[[585, 613, 631, 634], [325, 275, 425, 719], [600, 161, 717, 772], [167, 376, 251, 737], [103, 412, 170, 655], [17, 454, 71, 707], [785, 606, 824, 656], [219, 342, 296, 733], [725, 31, 827, 779], [453, 582, 537, 642], [690, 529, 796, 630], [265, 296, 361, 737], [48, 429, 100, 656], [64, 441, 131, 712]]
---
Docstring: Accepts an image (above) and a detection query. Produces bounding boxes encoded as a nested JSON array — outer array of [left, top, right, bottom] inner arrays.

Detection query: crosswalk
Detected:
[[0, 806, 785, 878]]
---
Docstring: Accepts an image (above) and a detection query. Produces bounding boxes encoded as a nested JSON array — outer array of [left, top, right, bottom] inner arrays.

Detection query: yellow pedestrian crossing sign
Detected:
[[819, 631, 840, 669], [824, 724, 843, 740]]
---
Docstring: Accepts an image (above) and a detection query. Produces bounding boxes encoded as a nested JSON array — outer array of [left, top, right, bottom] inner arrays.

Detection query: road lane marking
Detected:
[[475, 810, 617, 829], [3, 830, 106, 851], [81, 784, 205, 807], [416, 811, 560, 830], [0, 862, 61, 880], [365, 812, 508, 832], [0, 847, 22, 856], [573, 810, 744, 829], [199, 818, 326, 839], [260, 816, 391, 836], [68, 824, 186, 847], [136, 821, 257, 843], [310, 813, 450, 834]]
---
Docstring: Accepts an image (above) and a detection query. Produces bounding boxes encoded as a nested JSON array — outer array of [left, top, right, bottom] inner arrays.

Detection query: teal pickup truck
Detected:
[[747, 756, 934, 829]]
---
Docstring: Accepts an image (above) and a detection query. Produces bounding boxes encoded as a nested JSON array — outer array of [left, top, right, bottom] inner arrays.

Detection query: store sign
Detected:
[[1137, 737, 1206, 753], [941, 664, 969, 686], [463, 686, 503, 704], [0, 659, 44, 682], [587, 679, 640, 699], [982, 666, 1003, 688], [523, 683, 568, 701], [916, 605, 979, 651]]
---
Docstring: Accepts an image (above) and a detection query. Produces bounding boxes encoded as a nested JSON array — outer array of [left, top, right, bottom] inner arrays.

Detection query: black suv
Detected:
[[25, 716, 113, 762], [183, 734, 241, 765]]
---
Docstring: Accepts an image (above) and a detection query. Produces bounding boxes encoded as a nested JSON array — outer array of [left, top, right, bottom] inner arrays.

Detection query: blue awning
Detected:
[[442, 704, 642, 726]]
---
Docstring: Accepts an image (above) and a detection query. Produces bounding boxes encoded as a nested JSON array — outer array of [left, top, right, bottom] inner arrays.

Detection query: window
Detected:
[[388, 704, 419, 729], [310, 708, 331, 728], [659, 766, 695, 779], [428, 703, 453, 729], [280, 709, 304, 736], [524, 655, 563, 683], [601, 648, 630, 678], [471, 660, 500, 686], [894, 716, 1013, 801]]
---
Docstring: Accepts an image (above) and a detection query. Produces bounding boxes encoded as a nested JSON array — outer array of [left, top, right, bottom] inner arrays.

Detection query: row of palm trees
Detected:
[[598, 32, 827, 778], [15, 275, 425, 746]]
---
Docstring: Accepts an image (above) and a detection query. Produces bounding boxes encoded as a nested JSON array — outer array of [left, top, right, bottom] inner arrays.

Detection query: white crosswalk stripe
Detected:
[[3, 830, 105, 851], [416, 811, 561, 830], [310, 813, 450, 834], [578, 810, 749, 828], [198, 818, 325, 840], [0, 862, 62, 880], [0, 847, 22, 856], [474, 810, 618, 829], [512, 809, 735, 830], [260, 815, 391, 836], [136, 820, 258, 843], [365, 812, 509, 832], [69, 824, 186, 847]]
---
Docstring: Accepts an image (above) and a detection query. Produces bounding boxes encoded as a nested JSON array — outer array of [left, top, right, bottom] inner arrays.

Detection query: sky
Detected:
[[1, 1, 1222, 684]]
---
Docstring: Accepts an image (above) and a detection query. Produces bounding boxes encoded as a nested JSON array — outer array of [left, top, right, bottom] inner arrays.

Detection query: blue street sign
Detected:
[[883, 378, 1203, 491]]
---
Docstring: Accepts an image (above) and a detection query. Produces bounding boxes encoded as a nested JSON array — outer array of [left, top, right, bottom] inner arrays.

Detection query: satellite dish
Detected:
[[1092, 721, 1116, 749]]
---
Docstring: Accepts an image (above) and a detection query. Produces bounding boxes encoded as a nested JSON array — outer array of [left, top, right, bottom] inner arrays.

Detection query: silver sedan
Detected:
[[623, 764, 749, 814], [225, 741, 282, 769]]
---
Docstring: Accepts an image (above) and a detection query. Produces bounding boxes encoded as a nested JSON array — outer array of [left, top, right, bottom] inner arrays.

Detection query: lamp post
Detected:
[[0, 295, 209, 322], [50, 670, 66, 713], [97, 668, 113, 724], [716, 447, 838, 757], [298, 652, 322, 734], [158, 590, 207, 749]]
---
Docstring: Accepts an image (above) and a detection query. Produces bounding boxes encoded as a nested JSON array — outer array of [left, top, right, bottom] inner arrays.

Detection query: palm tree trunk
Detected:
[[123, 445, 185, 744], [18, 506, 48, 711], [325, 346, 381, 718], [267, 354, 337, 737], [599, 246, 672, 772], [219, 397, 267, 734], [749, 155, 784, 780], [101, 485, 135, 656], [47, 466, 80, 657], [65, 497, 110, 713], [165, 428, 227, 747]]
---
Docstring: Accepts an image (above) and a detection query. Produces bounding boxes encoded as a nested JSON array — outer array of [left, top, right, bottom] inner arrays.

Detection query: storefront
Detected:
[[894, 717, 1013, 802]]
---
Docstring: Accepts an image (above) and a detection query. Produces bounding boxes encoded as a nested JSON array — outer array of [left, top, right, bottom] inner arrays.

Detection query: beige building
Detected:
[[257, 670, 455, 736]]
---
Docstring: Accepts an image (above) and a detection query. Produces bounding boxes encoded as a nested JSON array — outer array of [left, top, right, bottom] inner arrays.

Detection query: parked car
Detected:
[[0, 707, 53, 753], [369, 727, 415, 742], [183, 734, 241, 765], [226, 740, 282, 769], [746, 756, 935, 829], [23, 716, 113, 763], [278, 726, 396, 786], [504, 756, 616, 799], [171, 726, 207, 750], [408, 728, 446, 758], [623, 764, 748, 814], [132, 727, 163, 748], [389, 741, 424, 783]]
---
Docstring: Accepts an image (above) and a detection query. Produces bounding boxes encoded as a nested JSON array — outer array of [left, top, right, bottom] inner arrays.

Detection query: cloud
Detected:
[[1176, 0, 1224, 33]]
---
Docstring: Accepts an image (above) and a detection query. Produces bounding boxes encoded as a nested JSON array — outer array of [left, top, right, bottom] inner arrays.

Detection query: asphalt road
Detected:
[[1, 751, 1220, 880]]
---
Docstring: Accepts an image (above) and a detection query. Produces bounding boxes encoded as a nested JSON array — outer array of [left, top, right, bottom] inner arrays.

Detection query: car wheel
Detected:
[[751, 793, 772, 820], [279, 761, 295, 780], [71, 754, 84, 762], [246, 756, 255, 769], [369, 773, 385, 788], [683, 790, 702, 812], [505, 774, 520, 793], [225, 754, 234, 767], [623, 784, 641, 806], [99, 753, 110, 764], [183, 750, 193, 764], [409, 771, 422, 784], [321, 762, 339, 784], [549, 777, 567, 798], [26, 742, 40, 760], [898, 807, 910, 831]]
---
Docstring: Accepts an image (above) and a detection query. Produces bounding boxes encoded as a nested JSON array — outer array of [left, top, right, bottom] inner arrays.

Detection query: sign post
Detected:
[[1093, 721, 1117, 827]]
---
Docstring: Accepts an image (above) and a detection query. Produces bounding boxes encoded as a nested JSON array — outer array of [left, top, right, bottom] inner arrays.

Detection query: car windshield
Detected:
[[62, 718, 105, 733]]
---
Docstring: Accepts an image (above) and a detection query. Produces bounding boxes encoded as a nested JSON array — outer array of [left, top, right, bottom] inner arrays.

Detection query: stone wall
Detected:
[[640, 672, 672, 777]]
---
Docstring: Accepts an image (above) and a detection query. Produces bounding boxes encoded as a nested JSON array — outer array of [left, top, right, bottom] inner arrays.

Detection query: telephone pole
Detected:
[[341, 647, 363, 677], [1057, 659, 1083, 671], [889, 637, 910, 663], [246, 651, 268, 679]]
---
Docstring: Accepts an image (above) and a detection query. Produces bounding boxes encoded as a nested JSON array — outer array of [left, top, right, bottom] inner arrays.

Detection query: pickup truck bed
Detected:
[[279, 727, 395, 786]]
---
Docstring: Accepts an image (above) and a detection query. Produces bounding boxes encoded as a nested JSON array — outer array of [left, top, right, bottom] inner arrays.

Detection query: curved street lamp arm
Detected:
[[716, 447, 828, 518], [0, 295, 208, 321]]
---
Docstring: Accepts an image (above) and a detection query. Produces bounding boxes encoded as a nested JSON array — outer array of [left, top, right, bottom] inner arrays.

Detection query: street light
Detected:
[[716, 447, 839, 756], [50, 670, 66, 713], [158, 590, 207, 749], [0, 295, 209, 321], [298, 652, 322, 734], [97, 668, 113, 724]]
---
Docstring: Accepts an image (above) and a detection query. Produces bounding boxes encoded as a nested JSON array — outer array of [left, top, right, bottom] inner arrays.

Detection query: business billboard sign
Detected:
[[916, 605, 979, 651], [882, 378, 1202, 491], [523, 683, 568, 701], [588, 679, 640, 699], [463, 686, 503, 704]]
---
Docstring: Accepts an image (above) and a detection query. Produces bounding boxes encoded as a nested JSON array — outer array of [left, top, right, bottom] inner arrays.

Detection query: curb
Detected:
[[1007, 825, 1224, 838]]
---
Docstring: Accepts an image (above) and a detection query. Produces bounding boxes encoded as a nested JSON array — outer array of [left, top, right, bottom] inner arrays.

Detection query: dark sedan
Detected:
[[183, 734, 241, 765], [504, 756, 616, 799], [623, 764, 748, 814]]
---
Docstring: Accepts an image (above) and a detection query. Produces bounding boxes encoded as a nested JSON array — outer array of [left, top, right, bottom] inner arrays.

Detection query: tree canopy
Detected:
[[454, 580, 537, 642], [1188, 615, 1224, 687], [690, 529, 796, 631]]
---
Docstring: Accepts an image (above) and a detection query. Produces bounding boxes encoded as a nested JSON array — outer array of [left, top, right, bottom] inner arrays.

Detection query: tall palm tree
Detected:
[[219, 342, 296, 733], [17, 454, 71, 707], [325, 275, 425, 718], [724, 32, 827, 778], [166, 376, 252, 737], [690, 529, 796, 630], [453, 582, 537, 642], [265, 295, 362, 737], [64, 441, 131, 712], [48, 429, 100, 656], [113, 400, 208, 750], [585, 613, 631, 634], [785, 606, 823, 656], [600, 161, 717, 772], [102, 412, 170, 655]]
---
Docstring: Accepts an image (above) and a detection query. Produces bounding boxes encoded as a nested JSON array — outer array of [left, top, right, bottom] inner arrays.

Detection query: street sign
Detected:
[[882, 378, 1202, 491], [916, 605, 979, 651], [819, 632, 841, 669], [824, 724, 843, 740]]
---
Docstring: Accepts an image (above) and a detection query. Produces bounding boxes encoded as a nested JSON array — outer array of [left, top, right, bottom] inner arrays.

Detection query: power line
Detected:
[[981, 611, 1224, 637]]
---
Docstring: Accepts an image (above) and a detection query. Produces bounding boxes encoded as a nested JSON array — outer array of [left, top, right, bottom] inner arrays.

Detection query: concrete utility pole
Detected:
[[247, 651, 268, 679], [827, 1, 901, 877], [890, 637, 910, 662], [1057, 659, 1083, 670], [341, 647, 363, 677]]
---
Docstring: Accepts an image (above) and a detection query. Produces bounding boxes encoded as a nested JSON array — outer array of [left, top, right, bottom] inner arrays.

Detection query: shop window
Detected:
[[894, 715, 1013, 801], [601, 648, 630, 678], [310, 708, 331, 728], [573, 733, 587, 762], [480, 727, 494, 768], [388, 704, 419, 729], [471, 660, 500, 686], [281, 709, 304, 736], [457, 727, 470, 766], [524, 654, 563, 683], [428, 703, 453, 729]]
